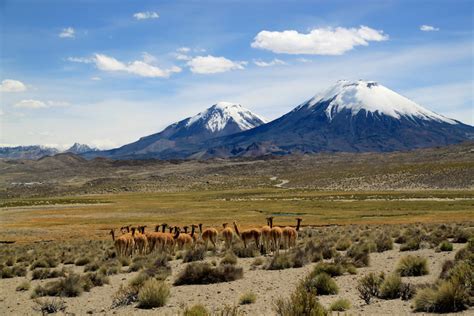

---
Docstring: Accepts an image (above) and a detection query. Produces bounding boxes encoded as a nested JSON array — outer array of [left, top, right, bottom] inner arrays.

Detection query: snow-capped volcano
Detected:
[[202, 80, 473, 156], [85, 102, 266, 159], [302, 80, 456, 124], [65, 143, 97, 154], [185, 102, 267, 132]]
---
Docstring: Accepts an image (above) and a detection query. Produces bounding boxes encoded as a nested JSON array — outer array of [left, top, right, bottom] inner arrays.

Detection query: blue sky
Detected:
[[1, 0, 473, 149]]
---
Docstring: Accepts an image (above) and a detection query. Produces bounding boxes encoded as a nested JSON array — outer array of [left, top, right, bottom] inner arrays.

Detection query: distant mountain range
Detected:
[[5, 80, 474, 160], [0, 143, 97, 160]]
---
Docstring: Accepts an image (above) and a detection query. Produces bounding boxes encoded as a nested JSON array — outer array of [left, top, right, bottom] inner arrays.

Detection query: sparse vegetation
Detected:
[[357, 272, 384, 304], [239, 292, 256, 305], [183, 304, 210, 316], [137, 279, 170, 309], [303, 272, 339, 295], [183, 246, 206, 263], [174, 262, 243, 285], [33, 298, 66, 314], [275, 284, 327, 316], [329, 298, 351, 311], [379, 273, 402, 299], [396, 255, 429, 276]]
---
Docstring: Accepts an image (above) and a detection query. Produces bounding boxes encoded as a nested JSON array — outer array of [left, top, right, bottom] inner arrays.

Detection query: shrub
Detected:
[[32, 268, 65, 280], [274, 284, 327, 316], [111, 285, 138, 308], [84, 261, 101, 272], [239, 292, 256, 305], [143, 255, 172, 281], [251, 257, 263, 267], [335, 238, 351, 251], [232, 244, 259, 258], [400, 239, 420, 251], [16, 280, 31, 291], [221, 251, 238, 266], [311, 262, 344, 277], [33, 298, 66, 314], [375, 234, 393, 252], [346, 243, 370, 267], [379, 273, 402, 299], [183, 304, 210, 316], [32, 273, 84, 298], [438, 241, 453, 252], [266, 253, 293, 270], [183, 246, 206, 263], [119, 256, 131, 266], [174, 262, 243, 285], [303, 272, 338, 295], [396, 255, 429, 276], [137, 279, 170, 309], [413, 280, 468, 313], [452, 229, 470, 243], [82, 272, 109, 288], [129, 272, 150, 288], [30, 259, 49, 270], [357, 272, 384, 304], [399, 283, 416, 300], [329, 298, 351, 311], [0, 267, 14, 278], [74, 257, 91, 266]]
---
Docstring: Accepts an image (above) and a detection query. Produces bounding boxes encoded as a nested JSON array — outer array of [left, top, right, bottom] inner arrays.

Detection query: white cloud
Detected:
[[59, 27, 75, 38], [133, 11, 159, 20], [0, 79, 27, 92], [187, 55, 246, 74], [67, 56, 94, 63], [296, 58, 313, 63], [90, 76, 101, 81], [14, 99, 69, 109], [93, 53, 181, 78], [177, 47, 191, 53], [254, 58, 287, 67], [175, 53, 191, 61], [14, 99, 47, 109], [420, 25, 440, 32], [142, 52, 157, 64], [251, 25, 388, 55]]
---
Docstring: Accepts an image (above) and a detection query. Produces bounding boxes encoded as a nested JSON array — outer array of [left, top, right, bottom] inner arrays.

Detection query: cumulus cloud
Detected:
[[251, 25, 388, 55], [90, 76, 101, 81], [59, 27, 75, 38], [133, 11, 159, 20], [254, 58, 287, 67], [420, 25, 440, 32], [93, 54, 181, 78], [187, 55, 246, 74], [14, 99, 69, 109], [0, 79, 27, 92]]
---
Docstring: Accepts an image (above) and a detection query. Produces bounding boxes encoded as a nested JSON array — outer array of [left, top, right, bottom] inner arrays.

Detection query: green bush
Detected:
[[357, 272, 384, 304], [303, 272, 338, 295], [16, 280, 31, 291], [375, 234, 393, 252], [32, 273, 84, 298], [274, 284, 327, 316], [239, 292, 256, 305], [379, 273, 402, 299], [396, 255, 429, 276], [183, 304, 210, 316], [335, 238, 351, 251], [346, 243, 370, 267], [413, 280, 468, 313], [220, 251, 238, 266], [174, 262, 243, 285], [438, 241, 453, 252], [183, 246, 206, 263], [400, 239, 420, 251], [137, 279, 170, 309], [74, 257, 91, 266], [329, 298, 351, 311], [311, 262, 344, 277]]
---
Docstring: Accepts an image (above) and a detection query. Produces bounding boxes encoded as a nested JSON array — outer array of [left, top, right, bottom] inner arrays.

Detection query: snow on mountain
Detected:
[[65, 143, 97, 154], [303, 80, 457, 124], [185, 102, 267, 132]]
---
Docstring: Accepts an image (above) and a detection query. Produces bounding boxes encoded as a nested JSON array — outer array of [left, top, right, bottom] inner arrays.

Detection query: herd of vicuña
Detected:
[[109, 217, 302, 257]]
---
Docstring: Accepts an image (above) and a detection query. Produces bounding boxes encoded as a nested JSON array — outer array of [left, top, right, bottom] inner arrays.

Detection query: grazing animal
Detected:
[[233, 221, 260, 249], [268, 217, 282, 253], [221, 223, 233, 249], [260, 217, 272, 253], [113, 228, 134, 257], [131, 227, 148, 255], [282, 218, 302, 249], [110, 229, 124, 256], [199, 223, 218, 250], [160, 223, 176, 253], [175, 226, 193, 250]]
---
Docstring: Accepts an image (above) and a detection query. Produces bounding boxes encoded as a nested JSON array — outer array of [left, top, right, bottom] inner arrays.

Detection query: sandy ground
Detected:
[[0, 243, 472, 316]]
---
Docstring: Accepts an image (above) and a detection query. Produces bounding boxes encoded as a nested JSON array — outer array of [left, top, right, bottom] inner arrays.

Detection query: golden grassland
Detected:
[[1, 188, 473, 243]]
